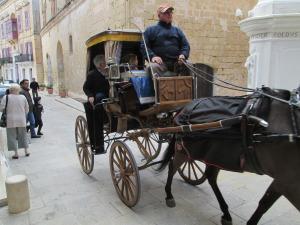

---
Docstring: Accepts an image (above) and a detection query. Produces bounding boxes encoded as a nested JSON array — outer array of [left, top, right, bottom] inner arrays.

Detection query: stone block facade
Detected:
[[40, 0, 257, 97], [0, 0, 43, 83]]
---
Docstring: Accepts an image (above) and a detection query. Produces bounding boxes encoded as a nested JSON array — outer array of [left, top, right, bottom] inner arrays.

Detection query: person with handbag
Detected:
[[0, 84, 30, 159]]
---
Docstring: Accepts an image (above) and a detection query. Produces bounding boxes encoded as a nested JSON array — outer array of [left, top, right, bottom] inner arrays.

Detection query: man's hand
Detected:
[[88, 97, 94, 105], [151, 56, 163, 65], [178, 54, 186, 65]]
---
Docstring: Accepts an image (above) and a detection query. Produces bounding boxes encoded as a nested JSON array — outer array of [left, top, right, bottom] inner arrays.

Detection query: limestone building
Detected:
[[40, 0, 257, 97], [0, 0, 43, 83]]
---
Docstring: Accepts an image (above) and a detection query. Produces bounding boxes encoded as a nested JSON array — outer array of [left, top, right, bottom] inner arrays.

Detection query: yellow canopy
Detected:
[[86, 29, 142, 48]]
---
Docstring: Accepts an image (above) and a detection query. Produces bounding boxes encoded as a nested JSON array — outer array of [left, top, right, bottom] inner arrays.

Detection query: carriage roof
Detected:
[[85, 29, 142, 48]]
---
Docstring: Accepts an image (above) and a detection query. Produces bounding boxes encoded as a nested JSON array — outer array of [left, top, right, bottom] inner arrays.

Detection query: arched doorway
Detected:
[[56, 41, 66, 92], [46, 54, 53, 85]]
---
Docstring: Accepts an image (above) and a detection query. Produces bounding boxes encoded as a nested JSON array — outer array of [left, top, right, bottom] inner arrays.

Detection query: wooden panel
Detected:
[[175, 78, 193, 100], [157, 76, 193, 103], [158, 79, 176, 102]]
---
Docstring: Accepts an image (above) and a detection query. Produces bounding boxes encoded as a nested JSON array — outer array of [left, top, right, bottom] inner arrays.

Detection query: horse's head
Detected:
[[262, 87, 300, 134]]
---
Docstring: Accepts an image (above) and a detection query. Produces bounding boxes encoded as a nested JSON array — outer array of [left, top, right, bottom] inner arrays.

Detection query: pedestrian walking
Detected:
[[20, 79, 40, 138], [33, 96, 43, 135], [0, 84, 30, 159], [30, 78, 40, 98]]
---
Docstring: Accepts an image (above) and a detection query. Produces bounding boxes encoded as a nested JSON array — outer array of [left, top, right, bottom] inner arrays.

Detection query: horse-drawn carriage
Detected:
[[74, 29, 206, 207], [75, 29, 300, 224]]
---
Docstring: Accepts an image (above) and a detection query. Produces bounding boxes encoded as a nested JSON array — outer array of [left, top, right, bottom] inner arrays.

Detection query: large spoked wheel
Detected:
[[178, 159, 207, 185], [75, 115, 94, 175], [110, 141, 141, 207], [127, 130, 162, 161]]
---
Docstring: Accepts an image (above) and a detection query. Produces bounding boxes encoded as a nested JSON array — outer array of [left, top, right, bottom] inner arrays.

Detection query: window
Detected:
[[29, 68, 32, 80], [69, 35, 73, 54], [0, 24, 2, 39], [17, 15, 22, 33], [51, 0, 57, 17], [24, 11, 31, 30], [20, 43, 24, 54], [8, 47, 12, 57], [22, 68, 25, 78], [25, 42, 33, 54]]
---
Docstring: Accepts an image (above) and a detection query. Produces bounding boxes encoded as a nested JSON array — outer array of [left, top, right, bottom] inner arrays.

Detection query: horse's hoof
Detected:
[[221, 218, 232, 225], [166, 198, 176, 208]]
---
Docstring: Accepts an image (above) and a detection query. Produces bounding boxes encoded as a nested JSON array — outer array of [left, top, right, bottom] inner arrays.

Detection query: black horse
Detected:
[[158, 88, 300, 225]]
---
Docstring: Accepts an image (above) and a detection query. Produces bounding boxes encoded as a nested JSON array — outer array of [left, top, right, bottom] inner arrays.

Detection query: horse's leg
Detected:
[[165, 151, 187, 208], [247, 181, 281, 225], [206, 166, 232, 225]]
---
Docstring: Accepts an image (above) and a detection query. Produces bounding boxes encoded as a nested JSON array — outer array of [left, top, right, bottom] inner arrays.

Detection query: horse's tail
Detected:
[[156, 135, 176, 172]]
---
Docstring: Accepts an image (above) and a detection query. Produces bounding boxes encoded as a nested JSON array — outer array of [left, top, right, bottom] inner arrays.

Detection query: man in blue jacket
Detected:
[[141, 3, 190, 76]]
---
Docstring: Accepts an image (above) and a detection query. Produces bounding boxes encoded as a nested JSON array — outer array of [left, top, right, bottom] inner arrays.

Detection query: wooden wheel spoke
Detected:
[[181, 161, 188, 172], [191, 162, 198, 180], [124, 178, 134, 200], [125, 176, 136, 189], [188, 162, 191, 179], [112, 158, 121, 169], [116, 176, 122, 185], [114, 149, 123, 166], [123, 152, 132, 166], [193, 161, 204, 174], [121, 179, 125, 195]]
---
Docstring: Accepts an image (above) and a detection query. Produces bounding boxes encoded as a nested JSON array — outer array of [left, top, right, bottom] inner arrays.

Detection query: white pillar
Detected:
[[240, 0, 300, 90]]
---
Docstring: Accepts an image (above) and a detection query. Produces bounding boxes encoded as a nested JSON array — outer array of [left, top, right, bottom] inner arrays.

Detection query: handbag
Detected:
[[0, 95, 8, 128]]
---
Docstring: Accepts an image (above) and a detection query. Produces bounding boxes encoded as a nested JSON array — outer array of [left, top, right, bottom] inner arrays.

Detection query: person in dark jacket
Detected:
[[140, 3, 190, 76], [83, 55, 109, 154], [33, 97, 43, 135], [20, 79, 40, 138], [30, 78, 39, 98]]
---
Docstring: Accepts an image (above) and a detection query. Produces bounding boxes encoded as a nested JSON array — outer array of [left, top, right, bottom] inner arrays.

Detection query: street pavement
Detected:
[[0, 93, 299, 225]]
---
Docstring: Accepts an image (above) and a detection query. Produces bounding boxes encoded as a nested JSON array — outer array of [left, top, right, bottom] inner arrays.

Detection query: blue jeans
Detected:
[[27, 112, 36, 136]]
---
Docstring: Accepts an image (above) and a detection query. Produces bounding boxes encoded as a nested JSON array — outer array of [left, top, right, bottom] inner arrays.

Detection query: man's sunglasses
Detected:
[[163, 10, 173, 15]]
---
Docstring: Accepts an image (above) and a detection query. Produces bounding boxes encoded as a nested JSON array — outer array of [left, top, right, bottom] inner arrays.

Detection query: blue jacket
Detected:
[[141, 21, 190, 63]]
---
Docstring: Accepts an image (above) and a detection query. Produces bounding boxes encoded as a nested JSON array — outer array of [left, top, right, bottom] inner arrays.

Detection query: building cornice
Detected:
[[239, 13, 300, 35], [40, 0, 85, 36]]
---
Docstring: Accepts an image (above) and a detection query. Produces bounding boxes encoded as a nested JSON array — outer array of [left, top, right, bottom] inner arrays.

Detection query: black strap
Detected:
[[3, 94, 8, 114], [290, 105, 299, 135]]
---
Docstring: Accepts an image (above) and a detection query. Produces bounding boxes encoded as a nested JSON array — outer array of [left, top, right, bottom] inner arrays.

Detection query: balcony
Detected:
[[6, 19, 18, 41], [0, 57, 13, 65], [15, 54, 33, 62]]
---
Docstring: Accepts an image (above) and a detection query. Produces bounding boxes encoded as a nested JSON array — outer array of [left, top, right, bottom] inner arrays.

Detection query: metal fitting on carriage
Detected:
[[156, 112, 168, 119]]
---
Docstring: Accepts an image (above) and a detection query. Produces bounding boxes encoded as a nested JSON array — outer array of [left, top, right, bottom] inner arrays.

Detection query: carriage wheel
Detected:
[[75, 115, 94, 175], [128, 130, 162, 161], [110, 141, 141, 207], [178, 159, 206, 185]]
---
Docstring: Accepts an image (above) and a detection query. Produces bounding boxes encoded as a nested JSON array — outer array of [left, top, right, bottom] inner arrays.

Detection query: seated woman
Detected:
[[121, 53, 139, 71]]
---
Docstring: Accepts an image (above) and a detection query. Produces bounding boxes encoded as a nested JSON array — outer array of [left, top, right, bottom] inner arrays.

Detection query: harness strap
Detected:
[[290, 105, 299, 135], [241, 116, 264, 175]]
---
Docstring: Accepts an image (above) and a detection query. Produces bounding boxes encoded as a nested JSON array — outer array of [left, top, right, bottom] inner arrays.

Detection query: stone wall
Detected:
[[40, 0, 257, 97]]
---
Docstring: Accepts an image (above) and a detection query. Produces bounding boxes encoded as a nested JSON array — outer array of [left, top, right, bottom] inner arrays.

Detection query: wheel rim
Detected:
[[110, 141, 141, 207], [75, 115, 94, 174], [178, 159, 206, 185]]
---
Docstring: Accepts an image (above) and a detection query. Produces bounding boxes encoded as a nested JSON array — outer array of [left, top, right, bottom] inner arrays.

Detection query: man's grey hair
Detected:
[[93, 54, 106, 67]]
